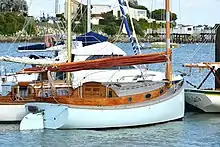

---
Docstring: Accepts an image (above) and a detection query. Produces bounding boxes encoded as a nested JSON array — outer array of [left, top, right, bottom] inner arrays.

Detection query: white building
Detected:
[[91, 4, 148, 25], [91, 4, 112, 25], [173, 24, 194, 34], [91, 5, 112, 15], [112, 5, 148, 20]]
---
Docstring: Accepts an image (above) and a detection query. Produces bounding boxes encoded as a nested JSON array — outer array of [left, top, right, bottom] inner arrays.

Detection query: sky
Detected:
[[26, 0, 220, 26]]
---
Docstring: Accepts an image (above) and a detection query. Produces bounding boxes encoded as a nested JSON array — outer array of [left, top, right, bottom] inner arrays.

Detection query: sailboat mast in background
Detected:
[[55, 0, 59, 14], [165, 0, 172, 86], [87, 0, 91, 32], [67, 0, 72, 82]]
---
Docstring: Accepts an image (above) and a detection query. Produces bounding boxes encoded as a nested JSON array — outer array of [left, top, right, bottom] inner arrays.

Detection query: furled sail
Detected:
[[19, 52, 168, 74]]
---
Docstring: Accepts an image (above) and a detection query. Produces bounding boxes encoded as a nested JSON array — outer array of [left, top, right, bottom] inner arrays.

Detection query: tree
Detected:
[[151, 9, 177, 21], [101, 11, 116, 22], [3, 12, 19, 35], [125, 15, 144, 37], [123, 0, 138, 7], [171, 13, 177, 22], [0, 0, 28, 14], [103, 22, 119, 36], [25, 17, 37, 35], [0, 14, 5, 34], [0, 12, 35, 36]]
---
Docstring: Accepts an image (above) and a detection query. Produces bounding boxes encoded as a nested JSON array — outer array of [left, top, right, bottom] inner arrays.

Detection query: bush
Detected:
[[103, 22, 119, 36], [0, 12, 37, 35]]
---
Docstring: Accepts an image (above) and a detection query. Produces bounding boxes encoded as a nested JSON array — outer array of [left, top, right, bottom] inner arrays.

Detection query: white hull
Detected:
[[185, 89, 220, 112], [64, 89, 184, 129], [0, 105, 27, 122], [20, 86, 184, 130]]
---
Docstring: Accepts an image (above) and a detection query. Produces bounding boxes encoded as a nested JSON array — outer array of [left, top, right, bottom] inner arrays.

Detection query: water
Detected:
[[0, 113, 220, 147], [0, 43, 218, 147]]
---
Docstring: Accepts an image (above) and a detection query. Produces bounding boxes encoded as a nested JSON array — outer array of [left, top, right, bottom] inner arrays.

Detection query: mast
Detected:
[[117, 0, 139, 55], [55, 0, 59, 14], [87, 0, 91, 32], [66, 0, 72, 82], [124, 0, 141, 54], [165, 0, 172, 86], [215, 24, 220, 89]]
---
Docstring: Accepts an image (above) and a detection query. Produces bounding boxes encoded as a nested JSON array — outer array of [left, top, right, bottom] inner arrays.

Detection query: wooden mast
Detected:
[[66, 0, 72, 82], [165, 0, 172, 87]]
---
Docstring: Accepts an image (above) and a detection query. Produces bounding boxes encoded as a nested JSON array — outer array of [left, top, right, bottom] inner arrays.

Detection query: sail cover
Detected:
[[75, 31, 108, 46], [20, 52, 168, 74]]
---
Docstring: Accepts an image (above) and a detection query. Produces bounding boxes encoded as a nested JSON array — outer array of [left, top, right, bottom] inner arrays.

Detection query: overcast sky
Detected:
[[26, 0, 220, 26]]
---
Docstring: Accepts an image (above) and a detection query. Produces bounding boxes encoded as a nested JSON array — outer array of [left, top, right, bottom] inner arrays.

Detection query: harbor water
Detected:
[[0, 43, 219, 147]]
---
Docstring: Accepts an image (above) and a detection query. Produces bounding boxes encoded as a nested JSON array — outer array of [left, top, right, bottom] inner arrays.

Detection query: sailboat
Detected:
[[0, 0, 182, 94], [184, 25, 220, 112], [18, 0, 185, 130]]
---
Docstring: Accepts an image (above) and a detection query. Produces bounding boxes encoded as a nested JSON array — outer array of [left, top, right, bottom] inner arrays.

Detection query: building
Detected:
[[112, 5, 148, 20], [91, 4, 112, 25], [173, 24, 194, 34], [91, 4, 112, 15], [91, 4, 148, 25]]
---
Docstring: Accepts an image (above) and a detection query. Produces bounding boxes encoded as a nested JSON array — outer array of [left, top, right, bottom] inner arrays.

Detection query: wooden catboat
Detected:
[[20, 80, 184, 129], [0, 0, 185, 129], [18, 50, 184, 130]]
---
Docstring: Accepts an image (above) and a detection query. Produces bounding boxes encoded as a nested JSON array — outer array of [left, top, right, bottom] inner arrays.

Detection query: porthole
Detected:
[[159, 88, 164, 94], [145, 94, 152, 99], [128, 97, 132, 103]]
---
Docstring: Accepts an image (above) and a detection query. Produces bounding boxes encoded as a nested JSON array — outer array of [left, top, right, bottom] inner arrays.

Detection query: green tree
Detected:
[[25, 18, 37, 35], [125, 15, 144, 37], [0, 0, 28, 14], [4, 12, 19, 35], [138, 19, 149, 30], [103, 22, 119, 36], [151, 9, 177, 21], [0, 14, 5, 34], [101, 11, 116, 22], [133, 19, 144, 37], [0, 12, 35, 35], [123, 0, 138, 7]]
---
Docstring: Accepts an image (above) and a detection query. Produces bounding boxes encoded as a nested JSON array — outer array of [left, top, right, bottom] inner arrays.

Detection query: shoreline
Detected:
[[0, 36, 44, 43], [0, 36, 214, 44]]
